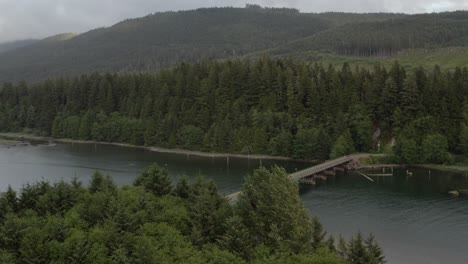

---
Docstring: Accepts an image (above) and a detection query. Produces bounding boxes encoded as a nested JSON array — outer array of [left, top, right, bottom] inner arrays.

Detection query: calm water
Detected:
[[1, 143, 468, 264]]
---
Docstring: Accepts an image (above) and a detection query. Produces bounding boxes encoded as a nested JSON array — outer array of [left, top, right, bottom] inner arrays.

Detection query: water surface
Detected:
[[0, 143, 467, 264]]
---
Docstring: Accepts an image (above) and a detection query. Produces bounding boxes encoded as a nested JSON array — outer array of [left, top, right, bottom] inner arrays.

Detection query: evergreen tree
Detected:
[[330, 130, 356, 159], [173, 177, 190, 199], [365, 234, 386, 264], [338, 235, 348, 258], [237, 166, 312, 254], [89, 171, 116, 194], [421, 134, 450, 164], [218, 215, 254, 260], [311, 216, 327, 250], [134, 163, 172, 196], [347, 232, 368, 264], [326, 235, 336, 253]]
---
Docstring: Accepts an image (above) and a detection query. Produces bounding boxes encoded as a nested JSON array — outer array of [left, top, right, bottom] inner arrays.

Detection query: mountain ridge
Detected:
[[0, 6, 466, 82], [0, 39, 38, 54]]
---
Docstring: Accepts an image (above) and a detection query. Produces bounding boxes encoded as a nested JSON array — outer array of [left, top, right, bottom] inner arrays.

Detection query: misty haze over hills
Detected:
[[0, 39, 38, 54]]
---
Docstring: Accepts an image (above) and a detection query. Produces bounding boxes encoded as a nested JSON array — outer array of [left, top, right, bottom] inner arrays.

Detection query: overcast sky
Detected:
[[0, 0, 467, 43]]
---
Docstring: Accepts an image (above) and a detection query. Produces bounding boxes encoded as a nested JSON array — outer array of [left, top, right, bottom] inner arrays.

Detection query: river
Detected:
[[0, 142, 467, 264]]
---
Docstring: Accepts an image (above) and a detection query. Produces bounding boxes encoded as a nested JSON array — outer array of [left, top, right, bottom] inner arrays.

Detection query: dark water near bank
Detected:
[[1, 143, 467, 264]]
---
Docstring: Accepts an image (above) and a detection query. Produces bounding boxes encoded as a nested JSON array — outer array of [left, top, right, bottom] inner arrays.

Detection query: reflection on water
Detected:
[[0, 143, 467, 264], [301, 169, 468, 264], [0, 143, 309, 194]]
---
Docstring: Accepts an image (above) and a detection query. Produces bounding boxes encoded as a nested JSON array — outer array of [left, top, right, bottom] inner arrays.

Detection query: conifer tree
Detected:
[[347, 232, 368, 264], [365, 233, 386, 264], [134, 163, 172, 196], [311, 216, 327, 250], [237, 166, 312, 254], [330, 130, 356, 159]]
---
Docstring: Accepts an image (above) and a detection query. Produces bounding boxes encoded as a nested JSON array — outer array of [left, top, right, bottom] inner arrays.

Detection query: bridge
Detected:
[[226, 153, 380, 201]]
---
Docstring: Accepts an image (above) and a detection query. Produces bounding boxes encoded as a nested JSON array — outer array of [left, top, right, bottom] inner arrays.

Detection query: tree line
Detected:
[[0, 164, 384, 263], [0, 57, 467, 163], [274, 11, 468, 57]]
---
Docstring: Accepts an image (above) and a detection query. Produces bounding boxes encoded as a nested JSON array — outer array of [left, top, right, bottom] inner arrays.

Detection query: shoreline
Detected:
[[2, 132, 466, 173], [0, 132, 316, 163], [413, 164, 468, 174]]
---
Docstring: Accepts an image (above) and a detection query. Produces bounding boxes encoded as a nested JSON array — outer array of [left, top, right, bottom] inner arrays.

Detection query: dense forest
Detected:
[[2, 6, 468, 82], [1, 57, 467, 163], [0, 6, 330, 82], [270, 11, 468, 57], [0, 164, 385, 263]]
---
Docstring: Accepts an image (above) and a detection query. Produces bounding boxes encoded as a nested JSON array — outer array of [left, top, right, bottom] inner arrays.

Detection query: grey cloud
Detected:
[[0, 0, 467, 42]]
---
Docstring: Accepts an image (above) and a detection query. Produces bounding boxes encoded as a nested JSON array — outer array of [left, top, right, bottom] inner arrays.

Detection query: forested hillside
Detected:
[[279, 47, 468, 71], [2, 6, 467, 82], [0, 39, 37, 54], [267, 11, 468, 57], [0, 6, 329, 82], [1, 57, 467, 163]]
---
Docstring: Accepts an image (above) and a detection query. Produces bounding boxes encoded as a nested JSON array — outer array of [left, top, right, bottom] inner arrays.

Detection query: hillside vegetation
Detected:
[[0, 39, 37, 54], [268, 11, 468, 57], [2, 6, 467, 82], [272, 47, 468, 71], [0, 57, 466, 164], [0, 6, 329, 82]]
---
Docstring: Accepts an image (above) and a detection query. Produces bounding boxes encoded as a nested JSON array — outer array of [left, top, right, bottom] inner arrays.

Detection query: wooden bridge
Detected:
[[226, 153, 380, 201]]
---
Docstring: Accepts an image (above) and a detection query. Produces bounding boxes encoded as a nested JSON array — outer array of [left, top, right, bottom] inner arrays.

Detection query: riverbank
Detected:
[[0, 138, 27, 147], [357, 155, 468, 174], [414, 164, 468, 174], [0, 132, 316, 163]]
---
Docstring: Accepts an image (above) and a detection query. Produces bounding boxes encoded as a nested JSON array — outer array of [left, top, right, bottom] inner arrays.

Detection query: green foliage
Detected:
[[134, 163, 172, 196], [365, 234, 386, 264], [345, 232, 386, 264], [89, 171, 117, 193], [293, 128, 321, 160], [178, 125, 205, 150], [312, 216, 327, 250], [421, 134, 451, 164], [394, 137, 419, 164], [459, 124, 468, 155], [218, 215, 254, 260], [0, 164, 370, 263], [188, 177, 231, 246], [174, 177, 191, 199], [237, 166, 313, 254], [269, 12, 468, 58], [347, 232, 368, 264], [350, 105, 372, 152], [1, 57, 467, 163], [0, 6, 329, 82], [251, 246, 343, 264], [330, 130, 356, 159], [3, 8, 468, 83], [459, 99, 468, 155], [268, 131, 293, 157]]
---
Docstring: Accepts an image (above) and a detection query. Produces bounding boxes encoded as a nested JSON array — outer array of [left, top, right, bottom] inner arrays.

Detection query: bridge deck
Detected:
[[226, 153, 378, 201], [289, 156, 354, 181]]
